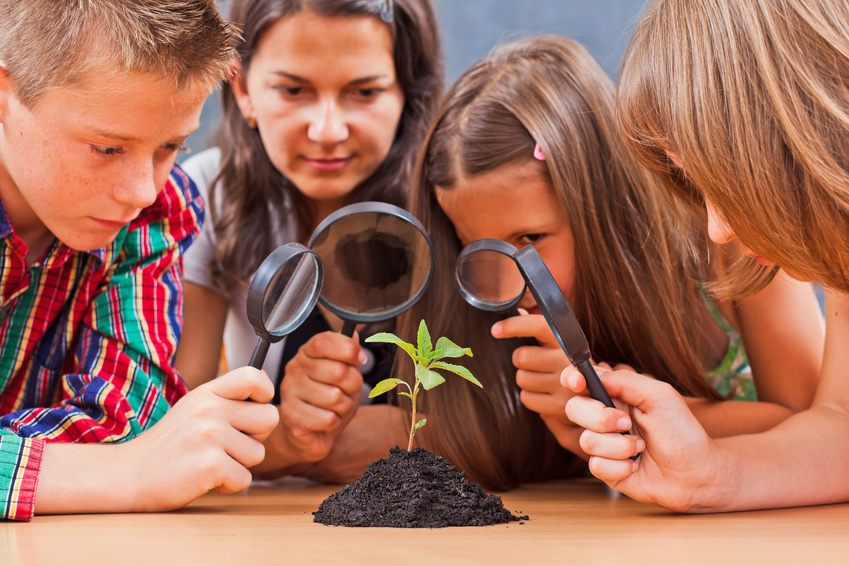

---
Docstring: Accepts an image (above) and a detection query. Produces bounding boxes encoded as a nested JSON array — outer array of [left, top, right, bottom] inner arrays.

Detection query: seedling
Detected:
[[366, 319, 482, 451]]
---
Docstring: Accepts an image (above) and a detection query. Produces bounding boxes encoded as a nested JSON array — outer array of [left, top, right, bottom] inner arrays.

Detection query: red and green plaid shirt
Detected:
[[0, 164, 203, 521]]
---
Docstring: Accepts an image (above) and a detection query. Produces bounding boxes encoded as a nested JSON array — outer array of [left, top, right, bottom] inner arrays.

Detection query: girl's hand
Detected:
[[562, 367, 726, 512], [273, 330, 365, 467], [493, 314, 584, 450]]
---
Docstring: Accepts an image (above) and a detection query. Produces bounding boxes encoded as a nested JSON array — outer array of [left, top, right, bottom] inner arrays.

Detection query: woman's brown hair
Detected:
[[617, 0, 849, 296], [398, 35, 722, 491], [210, 0, 443, 292]]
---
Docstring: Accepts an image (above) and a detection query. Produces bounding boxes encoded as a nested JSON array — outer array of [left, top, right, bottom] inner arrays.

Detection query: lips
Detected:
[[304, 157, 352, 172], [91, 217, 136, 230]]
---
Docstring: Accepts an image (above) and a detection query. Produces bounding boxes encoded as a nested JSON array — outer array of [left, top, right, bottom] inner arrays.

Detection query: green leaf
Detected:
[[417, 320, 432, 357], [365, 332, 417, 360], [414, 418, 427, 430], [433, 337, 473, 360], [431, 361, 483, 388], [398, 391, 412, 399], [368, 378, 405, 398], [416, 363, 445, 390]]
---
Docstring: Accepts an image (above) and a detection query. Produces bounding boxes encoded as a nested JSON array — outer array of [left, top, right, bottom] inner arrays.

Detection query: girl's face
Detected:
[[705, 200, 773, 266], [232, 10, 404, 214], [436, 160, 578, 311]]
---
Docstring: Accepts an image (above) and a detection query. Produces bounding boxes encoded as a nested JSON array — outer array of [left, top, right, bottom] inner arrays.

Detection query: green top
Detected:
[[703, 293, 756, 401]]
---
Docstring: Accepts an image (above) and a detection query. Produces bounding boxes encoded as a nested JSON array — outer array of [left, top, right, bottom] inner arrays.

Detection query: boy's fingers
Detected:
[[303, 331, 363, 365], [207, 367, 275, 403], [226, 401, 280, 438], [579, 428, 645, 460]]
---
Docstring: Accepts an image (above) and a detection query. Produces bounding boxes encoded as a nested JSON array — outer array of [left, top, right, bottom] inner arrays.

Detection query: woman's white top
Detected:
[[181, 148, 297, 382]]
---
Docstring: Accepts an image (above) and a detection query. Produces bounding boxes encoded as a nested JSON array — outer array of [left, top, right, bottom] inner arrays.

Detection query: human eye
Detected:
[[518, 233, 545, 246], [89, 145, 125, 158], [162, 142, 190, 154], [352, 88, 383, 99], [274, 85, 307, 98]]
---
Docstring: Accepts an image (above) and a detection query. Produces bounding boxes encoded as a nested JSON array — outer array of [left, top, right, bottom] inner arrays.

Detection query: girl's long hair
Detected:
[[396, 35, 720, 491], [617, 0, 849, 296], [210, 0, 443, 292]]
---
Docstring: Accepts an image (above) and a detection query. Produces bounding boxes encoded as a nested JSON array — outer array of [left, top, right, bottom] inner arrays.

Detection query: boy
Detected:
[[0, 0, 278, 521]]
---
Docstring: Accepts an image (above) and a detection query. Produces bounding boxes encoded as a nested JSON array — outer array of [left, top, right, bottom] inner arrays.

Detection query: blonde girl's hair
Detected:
[[0, 0, 236, 106], [618, 0, 849, 296], [398, 35, 721, 491], [210, 0, 444, 293]]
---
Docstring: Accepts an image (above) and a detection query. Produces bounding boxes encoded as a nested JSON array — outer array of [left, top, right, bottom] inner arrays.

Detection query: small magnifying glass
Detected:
[[454, 238, 621, 412], [246, 243, 324, 368], [308, 202, 434, 336]]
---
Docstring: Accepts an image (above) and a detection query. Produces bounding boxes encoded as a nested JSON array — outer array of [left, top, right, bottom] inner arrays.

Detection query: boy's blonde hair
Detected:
[[0, 0, 237, 106], [618, 0, 849, 295]]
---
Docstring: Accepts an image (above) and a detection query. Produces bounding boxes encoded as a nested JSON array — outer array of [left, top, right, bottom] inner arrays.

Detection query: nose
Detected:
[[307, 99, 349, 146], [705, 202, 735, 245], [114, 159, 160, 210]]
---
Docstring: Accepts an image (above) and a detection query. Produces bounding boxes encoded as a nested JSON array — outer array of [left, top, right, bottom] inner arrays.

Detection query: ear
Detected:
[[227, 60, 254, 121]]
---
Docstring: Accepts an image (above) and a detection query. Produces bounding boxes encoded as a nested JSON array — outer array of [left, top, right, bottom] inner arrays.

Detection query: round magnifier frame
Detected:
[[454, 238, 527, 312], [307, 201, 435, 324], [246, 242, 324, 341]]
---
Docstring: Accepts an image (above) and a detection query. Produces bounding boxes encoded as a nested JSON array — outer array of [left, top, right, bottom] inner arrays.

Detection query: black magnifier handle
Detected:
[[341, 320, 356, 337], [575, 359, 615, 408], [249, 338, 271, 370]]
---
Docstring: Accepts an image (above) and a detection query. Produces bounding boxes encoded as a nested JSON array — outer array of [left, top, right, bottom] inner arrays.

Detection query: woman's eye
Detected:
[[90, 145, 125, 158], [353, 88, 382, 99], [276, 86, 305, 97]]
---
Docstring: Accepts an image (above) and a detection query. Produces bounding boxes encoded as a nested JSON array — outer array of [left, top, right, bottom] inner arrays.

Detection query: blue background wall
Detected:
[[185, 0, 647, 154]]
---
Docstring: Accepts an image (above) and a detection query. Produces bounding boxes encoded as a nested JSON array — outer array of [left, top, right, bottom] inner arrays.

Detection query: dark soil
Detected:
[[313, 447, 529, 528]]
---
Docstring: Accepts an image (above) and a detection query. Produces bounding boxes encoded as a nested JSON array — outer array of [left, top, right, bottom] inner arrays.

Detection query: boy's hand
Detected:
[[272, 330, 365, 467], [492, 314, 583, 450], [122, 367, 278, 510], [563, 367, 724, 512]]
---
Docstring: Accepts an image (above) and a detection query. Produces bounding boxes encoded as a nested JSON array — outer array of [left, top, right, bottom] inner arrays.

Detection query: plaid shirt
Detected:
[[0, 164, 203, 521]]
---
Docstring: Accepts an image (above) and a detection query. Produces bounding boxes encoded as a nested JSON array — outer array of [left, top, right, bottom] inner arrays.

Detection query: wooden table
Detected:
[[3, 477, 847, 566]]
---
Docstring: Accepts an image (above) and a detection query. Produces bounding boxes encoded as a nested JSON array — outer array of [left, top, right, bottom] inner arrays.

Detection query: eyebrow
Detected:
[[85, 125, 199, 142], [272, 71, 391, 86]]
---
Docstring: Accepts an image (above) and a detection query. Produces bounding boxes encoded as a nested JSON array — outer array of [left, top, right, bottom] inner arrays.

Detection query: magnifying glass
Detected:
[[246, 243, 324, 369], [308, 202, 434, 336], [454, 238, 620, 411]]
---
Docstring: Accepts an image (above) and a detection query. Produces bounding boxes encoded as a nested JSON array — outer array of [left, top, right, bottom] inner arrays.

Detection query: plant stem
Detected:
[[407, 381, 420, 451]]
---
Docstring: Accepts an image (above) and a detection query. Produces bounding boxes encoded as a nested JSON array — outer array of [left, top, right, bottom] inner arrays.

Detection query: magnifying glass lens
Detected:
[[456, 249, 526, 307], [262, 253, 322, 335]]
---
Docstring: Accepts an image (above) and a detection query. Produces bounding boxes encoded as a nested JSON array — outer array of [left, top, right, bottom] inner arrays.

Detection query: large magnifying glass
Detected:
[[454, 238, 621, 413], [308, 202, 434, 336], [246, 243, 324, 368]]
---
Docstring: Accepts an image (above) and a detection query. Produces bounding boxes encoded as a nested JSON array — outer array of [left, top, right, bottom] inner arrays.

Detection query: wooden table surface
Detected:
[[3, 477, 847, 566]]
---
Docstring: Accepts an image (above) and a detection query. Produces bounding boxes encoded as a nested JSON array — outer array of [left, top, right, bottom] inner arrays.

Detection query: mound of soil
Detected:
[[313, 447, 529, 528]]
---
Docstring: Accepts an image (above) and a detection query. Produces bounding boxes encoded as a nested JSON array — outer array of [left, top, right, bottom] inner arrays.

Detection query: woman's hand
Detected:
[[264, 331, 365, 471]]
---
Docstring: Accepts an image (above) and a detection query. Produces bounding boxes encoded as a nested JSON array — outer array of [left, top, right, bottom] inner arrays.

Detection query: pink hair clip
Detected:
[[533, 142, 546, 161]]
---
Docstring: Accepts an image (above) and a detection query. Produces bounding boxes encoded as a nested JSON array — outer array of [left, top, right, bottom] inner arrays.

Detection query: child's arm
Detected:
[[562, 288, 849, 512], [34, 368, 278, 515], [175, 282, 229, 389]]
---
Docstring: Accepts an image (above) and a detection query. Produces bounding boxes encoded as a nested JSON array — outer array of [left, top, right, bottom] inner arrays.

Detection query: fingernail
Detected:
[[636, 438, 645, 452], [359, 350, 367, 364], [617, 417, 631, 431], [491, 322, 502, 337]]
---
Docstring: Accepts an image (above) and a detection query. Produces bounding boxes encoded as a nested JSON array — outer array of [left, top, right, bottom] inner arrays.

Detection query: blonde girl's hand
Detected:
[[562, 367, 726, 512], [274, 330, 365, 467]]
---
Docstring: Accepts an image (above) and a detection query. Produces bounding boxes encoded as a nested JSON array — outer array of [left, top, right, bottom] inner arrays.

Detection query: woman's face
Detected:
[[705, 200, 774, 266], [436, 159, 578, 310], [233, 10, 404, 214]]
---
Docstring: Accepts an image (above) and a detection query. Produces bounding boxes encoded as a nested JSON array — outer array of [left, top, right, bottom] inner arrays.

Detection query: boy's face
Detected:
[[0, 66, 208, 252]]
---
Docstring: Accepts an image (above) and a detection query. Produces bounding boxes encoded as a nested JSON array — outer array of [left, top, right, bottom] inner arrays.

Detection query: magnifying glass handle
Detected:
[[249, 338, 270, 369], [575, 359, 637, 459], [341, 320, 357, 337]]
